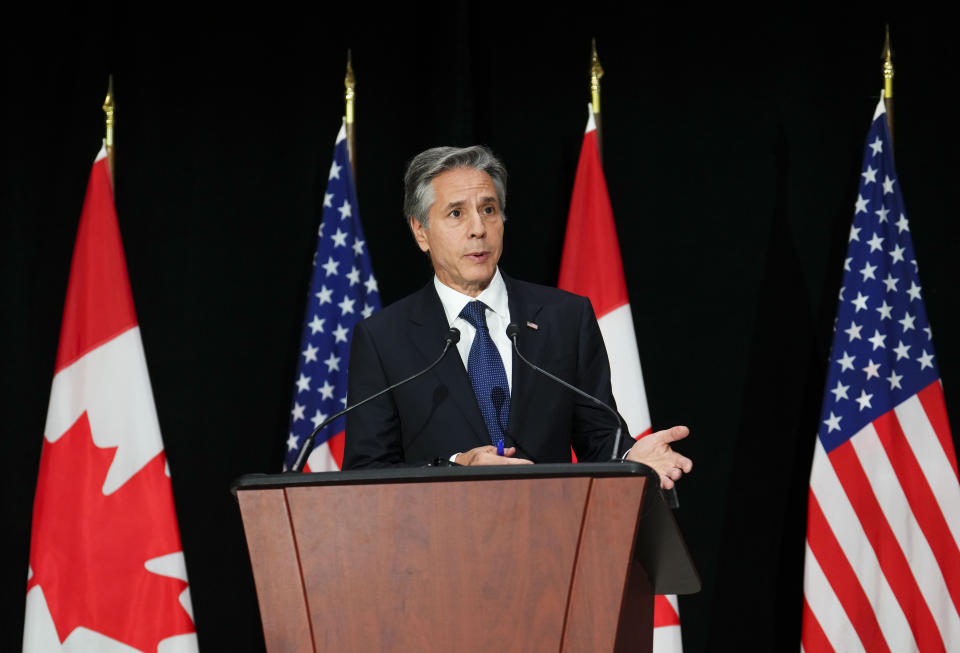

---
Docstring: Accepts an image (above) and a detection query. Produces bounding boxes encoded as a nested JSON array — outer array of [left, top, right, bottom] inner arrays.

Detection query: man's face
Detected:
[[411, 167, 504, 297]]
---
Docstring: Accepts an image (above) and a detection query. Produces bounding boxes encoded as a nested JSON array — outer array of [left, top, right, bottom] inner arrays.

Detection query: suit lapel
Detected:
[[409, 281, 489, 448], [504, 274, 545, 451]]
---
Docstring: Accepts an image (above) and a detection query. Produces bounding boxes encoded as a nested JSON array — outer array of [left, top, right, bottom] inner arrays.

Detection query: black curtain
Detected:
[[3, 8, 957, 652]]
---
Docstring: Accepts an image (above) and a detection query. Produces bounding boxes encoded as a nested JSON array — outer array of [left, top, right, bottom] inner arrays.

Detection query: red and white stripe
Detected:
[[803, 382, 960, 653], [559, 107, 677, 652], [304, 431, 344, 472]]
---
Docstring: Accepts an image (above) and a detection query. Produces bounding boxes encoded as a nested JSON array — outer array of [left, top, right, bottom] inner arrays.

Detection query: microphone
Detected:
[[506, 323, 626, 461], [289, 327, 461, 472]]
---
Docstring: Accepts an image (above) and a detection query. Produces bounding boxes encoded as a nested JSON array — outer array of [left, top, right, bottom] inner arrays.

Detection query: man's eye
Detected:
[[450, 209, 462, 218], [483, 206, 496, 215]]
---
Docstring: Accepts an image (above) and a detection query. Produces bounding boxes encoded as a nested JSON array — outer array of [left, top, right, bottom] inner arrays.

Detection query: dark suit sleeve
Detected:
[[342, 320, 406, 469], [570, 296, 633, 462]]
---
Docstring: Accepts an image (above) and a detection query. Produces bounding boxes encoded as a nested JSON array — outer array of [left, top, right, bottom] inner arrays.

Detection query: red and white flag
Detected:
[[558, 107, 683, 653], [23, 145, 198, 653]]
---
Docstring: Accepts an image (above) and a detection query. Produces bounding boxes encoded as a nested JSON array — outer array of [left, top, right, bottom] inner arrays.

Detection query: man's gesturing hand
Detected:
[[626, 425, 693, 489], [455, 446, 533, 466]]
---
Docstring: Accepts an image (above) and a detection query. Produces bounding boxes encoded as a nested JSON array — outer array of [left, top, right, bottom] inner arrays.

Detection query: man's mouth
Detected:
[[464, 251, 489, 262]]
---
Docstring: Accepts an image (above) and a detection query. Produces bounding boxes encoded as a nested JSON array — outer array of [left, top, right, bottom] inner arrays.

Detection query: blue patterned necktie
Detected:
[[459, 300, 510, 445]]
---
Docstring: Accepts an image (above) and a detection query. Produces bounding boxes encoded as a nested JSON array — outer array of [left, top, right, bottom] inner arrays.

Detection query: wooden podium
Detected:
[[233, 463, 699, 652]]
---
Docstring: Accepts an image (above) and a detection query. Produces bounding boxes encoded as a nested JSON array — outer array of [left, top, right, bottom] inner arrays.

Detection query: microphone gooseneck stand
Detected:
[[289, 328, 461, 473]]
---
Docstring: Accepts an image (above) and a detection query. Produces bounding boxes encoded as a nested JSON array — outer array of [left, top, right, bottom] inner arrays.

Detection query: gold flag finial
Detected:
[[881, 25, 894, 141], [882, 25, 894, 99], [344, 50, 357, 178], [345, 49, 356, 126], [590, 38, 604, 115], [102, 75, 115, 180]]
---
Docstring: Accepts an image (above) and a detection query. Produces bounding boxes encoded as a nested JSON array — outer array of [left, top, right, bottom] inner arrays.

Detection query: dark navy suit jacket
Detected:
[[342, 273, 628, 468]]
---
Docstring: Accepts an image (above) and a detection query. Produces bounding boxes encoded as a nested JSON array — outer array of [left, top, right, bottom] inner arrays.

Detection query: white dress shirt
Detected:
[[433, 267, 513, 393]]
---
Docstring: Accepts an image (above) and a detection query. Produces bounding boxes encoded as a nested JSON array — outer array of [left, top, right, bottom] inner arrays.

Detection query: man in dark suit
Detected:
[[343, 146, 691, 488]]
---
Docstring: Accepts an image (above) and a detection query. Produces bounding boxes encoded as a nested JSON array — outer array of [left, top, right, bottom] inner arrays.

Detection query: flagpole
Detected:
[[344, 50, 357, 183], [882, 25, 894, 143], [589, 38, 604, 162], [102, 75, 115, 185]]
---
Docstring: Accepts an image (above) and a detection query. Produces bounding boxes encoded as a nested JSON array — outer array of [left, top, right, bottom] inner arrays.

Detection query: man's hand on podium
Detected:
[[626, 425, 693, 489], [454, 446, 534, 466]]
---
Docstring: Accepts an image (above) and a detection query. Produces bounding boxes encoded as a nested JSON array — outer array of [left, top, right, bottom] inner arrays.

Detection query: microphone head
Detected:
[[506, 323, 519, 339], [446, 327, 461, 345]]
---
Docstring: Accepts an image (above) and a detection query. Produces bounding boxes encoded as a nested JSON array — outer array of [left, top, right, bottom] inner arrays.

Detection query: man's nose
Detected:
[[467, 209, 486, 237]]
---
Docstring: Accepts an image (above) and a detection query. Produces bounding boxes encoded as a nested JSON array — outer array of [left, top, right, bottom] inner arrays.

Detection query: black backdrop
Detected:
[[3, 8, 958, 652]]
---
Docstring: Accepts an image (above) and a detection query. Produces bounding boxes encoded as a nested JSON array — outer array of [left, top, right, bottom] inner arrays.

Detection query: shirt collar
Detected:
[[434, 267, 509, 326]]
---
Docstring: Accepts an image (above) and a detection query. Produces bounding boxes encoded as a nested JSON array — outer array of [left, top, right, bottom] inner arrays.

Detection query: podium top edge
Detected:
[[231, 461, 656, 497]]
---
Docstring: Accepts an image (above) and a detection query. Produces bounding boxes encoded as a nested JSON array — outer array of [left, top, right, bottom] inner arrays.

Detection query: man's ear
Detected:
[[410, 216, 430, 253]]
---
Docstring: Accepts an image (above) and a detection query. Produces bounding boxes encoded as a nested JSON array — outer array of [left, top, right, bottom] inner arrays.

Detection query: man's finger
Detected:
[[657, 425, 690, 443], [476, 453, 533, 465]]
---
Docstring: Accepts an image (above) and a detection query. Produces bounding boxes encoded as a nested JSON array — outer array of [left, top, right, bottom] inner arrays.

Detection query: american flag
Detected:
[[284, 123, 380, 472], [802, 100, 960, 652]]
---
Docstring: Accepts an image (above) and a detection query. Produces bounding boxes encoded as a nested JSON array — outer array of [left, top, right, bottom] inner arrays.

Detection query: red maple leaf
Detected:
[[27, 412, 195, 651]]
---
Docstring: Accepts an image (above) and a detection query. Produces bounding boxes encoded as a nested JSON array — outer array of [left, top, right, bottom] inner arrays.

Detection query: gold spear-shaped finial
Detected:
[[345, 49, 357, 180], [882, 25, 894, 100], [882, 25, 894, 141], [590, 38, 604, 161], [590, 38, 604, 116], [102, 75, 115, 182]]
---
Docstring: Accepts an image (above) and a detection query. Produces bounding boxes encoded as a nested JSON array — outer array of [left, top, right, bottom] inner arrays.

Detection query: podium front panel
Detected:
[[286, 477, 591, 652]]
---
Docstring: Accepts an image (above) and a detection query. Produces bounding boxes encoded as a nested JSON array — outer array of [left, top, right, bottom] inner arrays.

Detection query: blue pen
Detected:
[[496, 440, 504, 457]]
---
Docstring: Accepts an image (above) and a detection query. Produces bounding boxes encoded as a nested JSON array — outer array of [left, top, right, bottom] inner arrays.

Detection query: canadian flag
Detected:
[[558, 108, 683, 653], [23, 145, 198, 653]]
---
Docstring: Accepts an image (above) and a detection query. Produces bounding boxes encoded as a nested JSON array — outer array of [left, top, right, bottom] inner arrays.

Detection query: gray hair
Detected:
[[403, 145, 507, 228]]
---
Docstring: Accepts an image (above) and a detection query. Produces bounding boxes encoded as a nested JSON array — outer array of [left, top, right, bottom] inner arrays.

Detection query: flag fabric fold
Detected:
[[24, 145, 198, 653], [284, 123, 380, 472], [802, 99, 959, 652], [558, 106, 682, 653]]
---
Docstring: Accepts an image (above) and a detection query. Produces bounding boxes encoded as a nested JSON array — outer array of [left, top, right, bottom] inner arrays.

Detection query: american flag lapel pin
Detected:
[[526, 321, 539, 330]]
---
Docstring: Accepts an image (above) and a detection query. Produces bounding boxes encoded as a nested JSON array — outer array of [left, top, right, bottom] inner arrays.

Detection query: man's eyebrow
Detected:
[[441, 197, 499, 211]]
